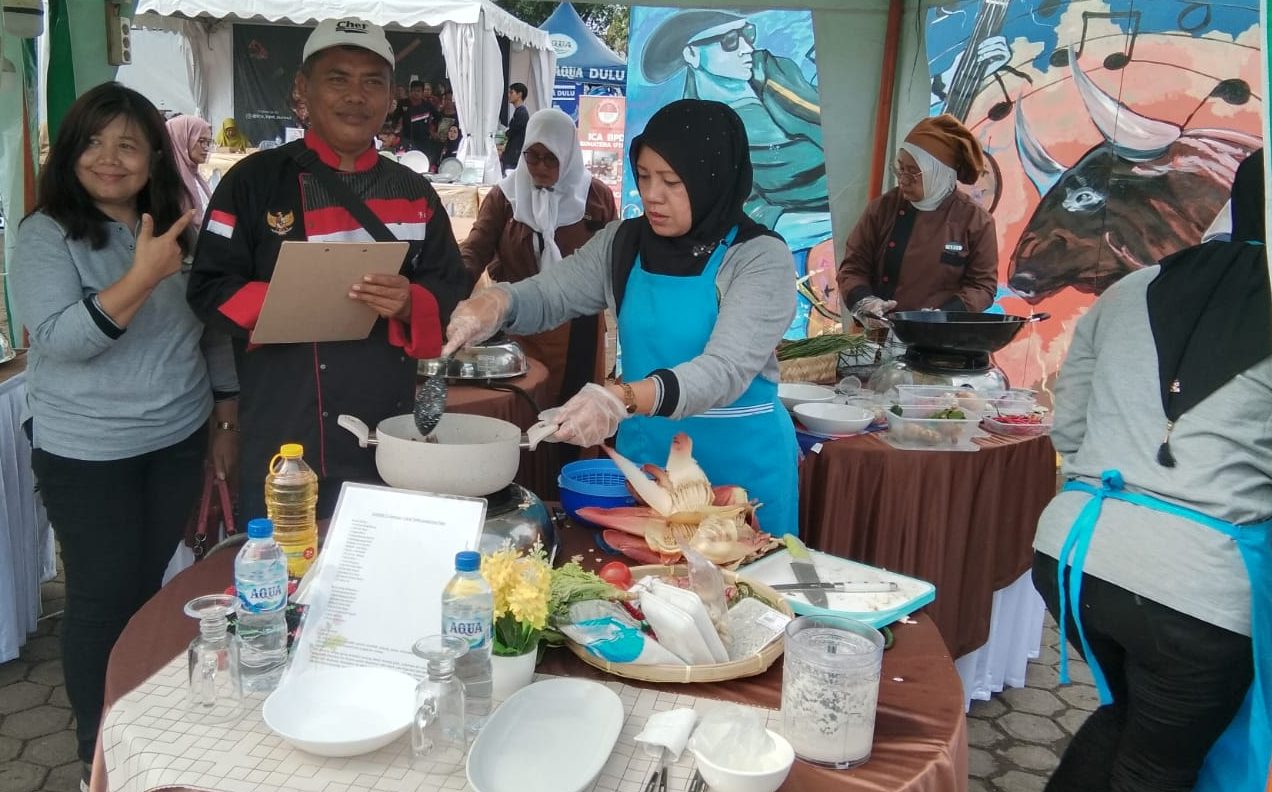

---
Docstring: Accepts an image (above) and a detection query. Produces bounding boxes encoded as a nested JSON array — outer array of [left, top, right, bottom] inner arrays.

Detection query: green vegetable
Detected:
[[931, 407, 967, 420], [549, 558, 632, 618], [776, 333, 868, 361], [890, 404, 903, 416]]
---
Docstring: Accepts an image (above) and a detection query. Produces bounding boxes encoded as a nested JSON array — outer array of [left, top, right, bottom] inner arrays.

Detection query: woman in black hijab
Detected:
[[1030, 149, 1271, 792], [442, 99, 802, 541]]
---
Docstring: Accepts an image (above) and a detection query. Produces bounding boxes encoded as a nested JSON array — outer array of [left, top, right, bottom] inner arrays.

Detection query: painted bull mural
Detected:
[[1008, 59, 1259, 303]]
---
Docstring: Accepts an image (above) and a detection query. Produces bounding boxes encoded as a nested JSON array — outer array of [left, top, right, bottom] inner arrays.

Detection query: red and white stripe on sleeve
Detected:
[[206, 210, 237, 239]]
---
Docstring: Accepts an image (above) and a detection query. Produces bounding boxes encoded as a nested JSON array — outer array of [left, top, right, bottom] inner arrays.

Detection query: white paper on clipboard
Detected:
[[249, 240, 409, 344]]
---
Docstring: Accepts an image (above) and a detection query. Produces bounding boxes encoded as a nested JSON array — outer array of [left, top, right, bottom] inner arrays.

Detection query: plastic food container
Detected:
[[981, 415, 1052, 438], [885, 408, 982, 448], [893, 385, 992, 415], [557, 459, 636, 526]]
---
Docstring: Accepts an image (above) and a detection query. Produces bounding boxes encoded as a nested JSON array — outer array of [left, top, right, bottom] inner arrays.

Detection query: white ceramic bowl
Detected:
[[793, 403, 874, 436], [778, 383, 836, 412], [262, 667, 416, 757], [690, 729, 795, 792]]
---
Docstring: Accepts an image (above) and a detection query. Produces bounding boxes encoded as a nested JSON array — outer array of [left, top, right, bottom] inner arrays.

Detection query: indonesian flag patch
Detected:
[[207, 210, 236, 239]]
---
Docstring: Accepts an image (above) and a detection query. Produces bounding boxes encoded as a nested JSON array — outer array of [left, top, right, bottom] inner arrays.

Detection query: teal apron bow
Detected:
[[1057, 470, 1271, 790], [615, 226, 800, 537]]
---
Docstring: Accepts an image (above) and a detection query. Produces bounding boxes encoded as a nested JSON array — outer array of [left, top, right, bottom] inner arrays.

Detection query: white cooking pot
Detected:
[[337, 413, 531, 497]]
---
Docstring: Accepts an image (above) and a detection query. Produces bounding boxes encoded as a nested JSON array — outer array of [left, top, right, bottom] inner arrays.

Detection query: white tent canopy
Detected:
[[129, 0, 556, 178]]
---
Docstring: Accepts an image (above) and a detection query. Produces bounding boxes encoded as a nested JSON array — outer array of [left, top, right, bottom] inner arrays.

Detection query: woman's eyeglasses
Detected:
[[890, 162, 922, 184], [690, 22, 757, 53], [523, 150, 559, 168]]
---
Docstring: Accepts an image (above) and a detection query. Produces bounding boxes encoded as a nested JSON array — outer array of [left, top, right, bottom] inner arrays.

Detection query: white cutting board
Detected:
[[740, 549, 935, 628]]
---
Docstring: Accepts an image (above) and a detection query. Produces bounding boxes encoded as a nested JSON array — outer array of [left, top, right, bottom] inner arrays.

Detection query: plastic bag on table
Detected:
[[681, 546, 731, 651], [557, 600, 684, 666]]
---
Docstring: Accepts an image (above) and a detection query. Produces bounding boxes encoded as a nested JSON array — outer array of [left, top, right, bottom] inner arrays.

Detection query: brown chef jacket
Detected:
[[838, 187, 998, 313], [460, 178, 617, 404]]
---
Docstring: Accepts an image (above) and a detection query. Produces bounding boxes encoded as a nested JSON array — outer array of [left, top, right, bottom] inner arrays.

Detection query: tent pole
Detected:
[[868, 0, 903, 199]]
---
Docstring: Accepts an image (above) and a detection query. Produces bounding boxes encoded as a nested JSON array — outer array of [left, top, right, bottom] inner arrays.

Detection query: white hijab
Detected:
[[899, 141, 957, 211], [499, 108, 591, 270]]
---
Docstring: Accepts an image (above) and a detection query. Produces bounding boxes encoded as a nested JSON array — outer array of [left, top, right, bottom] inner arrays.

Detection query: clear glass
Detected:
[[410, 635, 470, 773], [780, 615, 884, 769], [183, 594, 243, 724]]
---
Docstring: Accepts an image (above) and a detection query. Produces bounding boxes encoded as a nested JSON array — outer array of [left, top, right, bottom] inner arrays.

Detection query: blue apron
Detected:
[[615, 227, 800, 538], [1054, 470, 1271, 790]]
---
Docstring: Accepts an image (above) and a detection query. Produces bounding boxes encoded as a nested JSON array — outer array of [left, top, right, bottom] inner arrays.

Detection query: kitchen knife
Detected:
[[784, 535, 829, 607], [771, 581, 899, 593]]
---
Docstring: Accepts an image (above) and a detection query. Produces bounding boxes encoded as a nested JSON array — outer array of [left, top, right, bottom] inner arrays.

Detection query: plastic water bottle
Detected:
[[234, 518, 288, 692], [441, 551, 492, 735], [265, 443, 318, 578]]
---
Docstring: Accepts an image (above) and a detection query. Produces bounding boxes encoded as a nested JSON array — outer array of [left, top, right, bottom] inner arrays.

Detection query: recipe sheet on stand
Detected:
[[286, 483, 485, 681]]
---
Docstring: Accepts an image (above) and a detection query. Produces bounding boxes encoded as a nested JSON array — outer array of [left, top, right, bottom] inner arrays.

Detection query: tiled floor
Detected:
[[1, 560, 1088, 791]]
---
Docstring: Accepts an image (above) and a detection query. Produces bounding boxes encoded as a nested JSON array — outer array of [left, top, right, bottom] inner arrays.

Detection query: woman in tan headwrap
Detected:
[[215, 118, 247, 153], [837, 114, 998, 321]]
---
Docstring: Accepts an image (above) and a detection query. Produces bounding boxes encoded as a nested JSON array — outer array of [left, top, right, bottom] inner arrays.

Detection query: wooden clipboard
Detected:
[[250, 241, 409, 344]]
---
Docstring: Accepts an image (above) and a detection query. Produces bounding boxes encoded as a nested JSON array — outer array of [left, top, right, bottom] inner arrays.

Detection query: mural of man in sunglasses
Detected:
[[642, 10, 827, 229]]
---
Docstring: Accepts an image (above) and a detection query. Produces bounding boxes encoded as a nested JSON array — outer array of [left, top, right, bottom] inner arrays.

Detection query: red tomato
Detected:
[[598, 561, 633, 589]]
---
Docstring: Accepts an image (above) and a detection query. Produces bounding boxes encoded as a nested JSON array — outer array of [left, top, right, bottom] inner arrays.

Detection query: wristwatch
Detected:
[[214, 421, 239, 432], [618, 382, 638, 415]]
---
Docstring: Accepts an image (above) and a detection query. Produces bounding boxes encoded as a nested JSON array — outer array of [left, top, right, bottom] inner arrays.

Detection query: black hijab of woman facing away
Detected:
[[611, 99, 780, 309], [1148, 148, 1271, 466]]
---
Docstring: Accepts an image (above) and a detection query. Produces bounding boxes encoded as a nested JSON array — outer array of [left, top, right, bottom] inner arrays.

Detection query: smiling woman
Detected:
[[8, 82, 239, 783]]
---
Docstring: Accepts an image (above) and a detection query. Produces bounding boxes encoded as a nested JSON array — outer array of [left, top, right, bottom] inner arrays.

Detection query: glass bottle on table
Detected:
[[183, 594, 242, 724], [410, 635, 470, 773]]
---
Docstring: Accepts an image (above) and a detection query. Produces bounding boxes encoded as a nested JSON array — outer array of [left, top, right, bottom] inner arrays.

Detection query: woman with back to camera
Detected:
[[443, 99, 800, 539], [10, 83, 238, 788]]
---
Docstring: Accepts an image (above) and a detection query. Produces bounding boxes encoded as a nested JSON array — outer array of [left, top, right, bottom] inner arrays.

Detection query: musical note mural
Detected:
[[925, 0, 1263, 392], [622, 7, 836, 339]]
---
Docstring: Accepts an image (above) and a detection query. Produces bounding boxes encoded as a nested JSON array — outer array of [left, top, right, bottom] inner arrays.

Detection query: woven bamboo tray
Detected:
[[778, 353, 838, 384], [566, 564, 793, 684]]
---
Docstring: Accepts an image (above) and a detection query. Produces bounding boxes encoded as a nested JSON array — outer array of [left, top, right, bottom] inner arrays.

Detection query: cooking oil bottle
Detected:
[[265, 443, 318, 578]]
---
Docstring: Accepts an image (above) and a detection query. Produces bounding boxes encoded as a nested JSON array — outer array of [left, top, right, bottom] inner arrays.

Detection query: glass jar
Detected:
[[183, 594, 243, 724], [780, 615, 884, 768], [410, 635, 470, 773]]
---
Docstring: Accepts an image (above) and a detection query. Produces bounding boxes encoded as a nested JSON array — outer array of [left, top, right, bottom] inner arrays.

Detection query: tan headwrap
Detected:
[[904, 114, 984, 185]]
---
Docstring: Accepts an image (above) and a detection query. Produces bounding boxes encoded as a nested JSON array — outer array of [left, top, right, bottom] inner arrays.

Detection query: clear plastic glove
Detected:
[[550, 383, 628, 447], [440, 287, 510, 357], [852, 296, 897, 329]]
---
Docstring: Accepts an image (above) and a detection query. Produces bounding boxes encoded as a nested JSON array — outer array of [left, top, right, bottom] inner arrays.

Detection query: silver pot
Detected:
[[418, 339, 528, 380], [479, 484, 556, 559]]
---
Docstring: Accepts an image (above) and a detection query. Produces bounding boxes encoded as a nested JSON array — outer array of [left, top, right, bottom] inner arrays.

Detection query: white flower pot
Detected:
[[491, 651, 537, 701]]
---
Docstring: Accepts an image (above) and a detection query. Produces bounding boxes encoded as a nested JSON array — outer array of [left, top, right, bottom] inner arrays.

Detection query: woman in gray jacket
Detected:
[[10, 83, 238, 782]]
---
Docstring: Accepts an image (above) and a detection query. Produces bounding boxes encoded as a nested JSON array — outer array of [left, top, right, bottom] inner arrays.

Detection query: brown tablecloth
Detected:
[[102, 520, 967, 792], [436, 356, 558, 499], [798, 432, 1056, 658]]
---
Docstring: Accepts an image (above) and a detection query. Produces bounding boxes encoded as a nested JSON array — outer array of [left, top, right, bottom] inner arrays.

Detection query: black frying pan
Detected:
[[865, 310, 1050, 353]]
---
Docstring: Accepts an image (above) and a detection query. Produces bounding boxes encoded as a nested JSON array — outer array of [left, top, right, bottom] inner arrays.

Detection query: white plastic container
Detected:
[[885, 407, 982, 448]]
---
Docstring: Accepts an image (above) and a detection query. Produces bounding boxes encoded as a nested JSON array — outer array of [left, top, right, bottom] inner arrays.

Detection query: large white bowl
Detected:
[[778, 383, 836, 412], [793, 403, 874, 436], [262, 667, 416, 757], [690, 729, 795, 792]]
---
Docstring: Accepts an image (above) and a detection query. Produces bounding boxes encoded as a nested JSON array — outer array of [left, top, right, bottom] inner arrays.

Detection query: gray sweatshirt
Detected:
[[1033, 266, 1271, 636], [11, 212, 237, 460], [499, 221, 796, 418]]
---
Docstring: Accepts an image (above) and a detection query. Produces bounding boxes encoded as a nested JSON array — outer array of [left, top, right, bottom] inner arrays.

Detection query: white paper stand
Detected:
[[286, 483, 486, 682]]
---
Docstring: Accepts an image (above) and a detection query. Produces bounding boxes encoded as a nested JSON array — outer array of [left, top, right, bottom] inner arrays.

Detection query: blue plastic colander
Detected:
[[557, 459, 637, 527]]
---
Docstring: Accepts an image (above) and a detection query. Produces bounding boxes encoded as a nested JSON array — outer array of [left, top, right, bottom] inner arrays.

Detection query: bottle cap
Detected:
[[280, 443, 304, 458], [246, 518, 275, 539], [455, 550, 480, 572]]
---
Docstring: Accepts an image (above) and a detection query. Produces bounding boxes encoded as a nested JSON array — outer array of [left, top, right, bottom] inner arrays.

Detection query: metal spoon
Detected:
[[413, 355, 450, 437]]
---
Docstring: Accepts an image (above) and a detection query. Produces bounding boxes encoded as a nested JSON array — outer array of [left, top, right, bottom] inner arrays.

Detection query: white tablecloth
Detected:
[[955, 569, 1047, 708], [0, 364, 56, 662]]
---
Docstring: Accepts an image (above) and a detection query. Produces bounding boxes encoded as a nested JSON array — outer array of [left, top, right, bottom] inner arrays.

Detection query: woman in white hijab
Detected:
[[460, 107, 617, 405]]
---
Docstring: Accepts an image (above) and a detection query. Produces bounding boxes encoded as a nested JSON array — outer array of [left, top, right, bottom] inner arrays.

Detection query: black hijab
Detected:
[[1147, 148, 1270, 466], [611, 100, 778, 305]]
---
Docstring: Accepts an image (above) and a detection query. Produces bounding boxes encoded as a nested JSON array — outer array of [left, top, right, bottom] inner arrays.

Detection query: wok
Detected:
[[870, 310, 1050, 353]]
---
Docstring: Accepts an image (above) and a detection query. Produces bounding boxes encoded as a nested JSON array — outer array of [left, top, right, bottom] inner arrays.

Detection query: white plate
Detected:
[[467, 678, 623, 792], [437, 157, 464, 180], [262, 667, 416, 757]]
